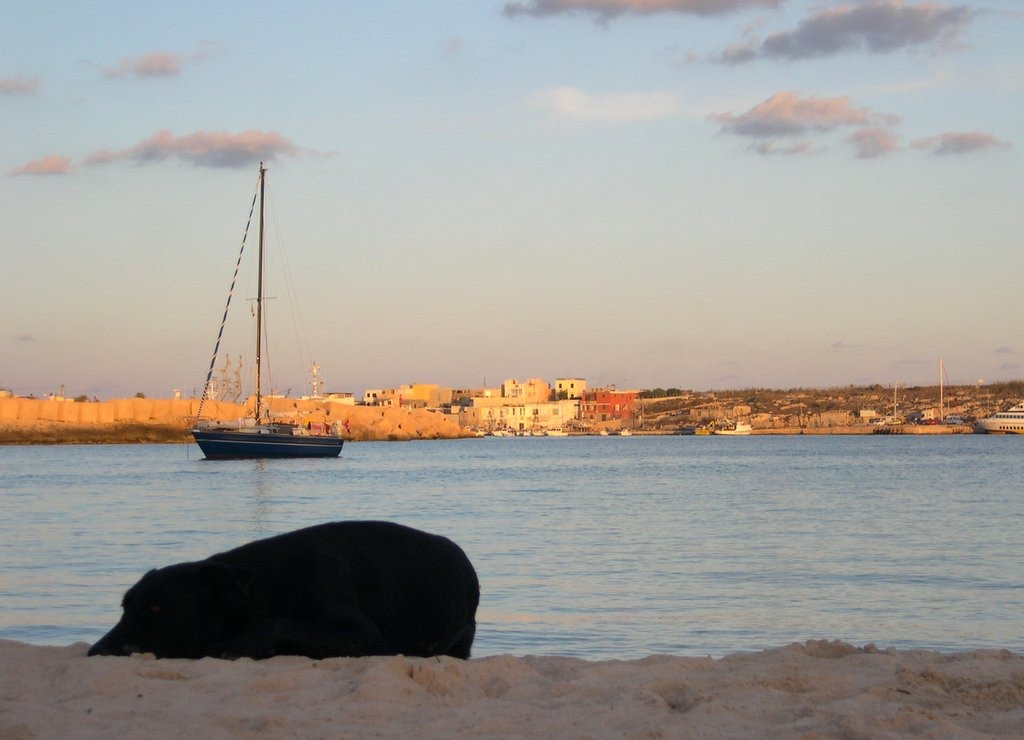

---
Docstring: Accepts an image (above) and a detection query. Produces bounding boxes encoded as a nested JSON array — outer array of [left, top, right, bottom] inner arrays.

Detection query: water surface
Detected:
[[1, 435, 1021, 659]]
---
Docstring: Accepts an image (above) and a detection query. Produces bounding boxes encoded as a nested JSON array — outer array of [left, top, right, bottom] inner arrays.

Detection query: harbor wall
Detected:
[[0, 397, 472, 442]]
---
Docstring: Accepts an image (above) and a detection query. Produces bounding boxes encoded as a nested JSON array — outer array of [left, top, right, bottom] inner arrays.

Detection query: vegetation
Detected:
[[0, 423, 190, 445], [638, 388, 686, 399], [635, 382, 1022, 432]]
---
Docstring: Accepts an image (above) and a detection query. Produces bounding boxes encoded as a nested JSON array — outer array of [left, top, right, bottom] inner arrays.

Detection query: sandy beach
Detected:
[[3, 639, 1022, 738]]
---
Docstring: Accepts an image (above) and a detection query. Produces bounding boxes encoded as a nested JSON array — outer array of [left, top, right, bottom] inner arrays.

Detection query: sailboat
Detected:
[[191, 163, 344, 459]]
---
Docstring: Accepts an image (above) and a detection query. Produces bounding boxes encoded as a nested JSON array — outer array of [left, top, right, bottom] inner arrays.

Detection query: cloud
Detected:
[[911, 131, 1011, 156], [504, 0, 779, 21], [16, 334, 36, 342], [0, 75, 39, 94], [105, 52, 183, 78], [749, 140, 813, 156], [713, 91, 884, 137], [718, 43, 759, 64], [848, 127, 900, 159], [103, 42, 217, 79], [717, 1, 974, 63], [8, 155, 73, 176], [994, 346, 1015, 355], [712, 92, 901, 158], [536, 86, 681, 122], [84, 129, 304, 169]]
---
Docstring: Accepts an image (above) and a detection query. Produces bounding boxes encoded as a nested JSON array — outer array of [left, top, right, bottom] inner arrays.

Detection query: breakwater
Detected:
[[0, 396, 471, 443]]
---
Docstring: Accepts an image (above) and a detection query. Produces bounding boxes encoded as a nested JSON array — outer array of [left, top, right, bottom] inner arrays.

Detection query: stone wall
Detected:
[[0, 397, 471, 441]]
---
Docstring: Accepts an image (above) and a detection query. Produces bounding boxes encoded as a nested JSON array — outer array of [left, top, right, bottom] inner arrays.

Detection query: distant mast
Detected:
[[939, 357, 945, 424]]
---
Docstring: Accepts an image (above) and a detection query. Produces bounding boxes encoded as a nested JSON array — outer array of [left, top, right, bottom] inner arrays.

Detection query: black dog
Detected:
[[88, 521, 479, 660]]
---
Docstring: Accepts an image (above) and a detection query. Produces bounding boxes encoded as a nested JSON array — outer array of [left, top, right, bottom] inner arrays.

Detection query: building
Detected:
[[363, 384, 452, 409], [555, 378, 587, 400], [501, 378, 552, 404], [580, 388, 639, 426], [458, 397, 578, 433], [323, 392, 356, 406]]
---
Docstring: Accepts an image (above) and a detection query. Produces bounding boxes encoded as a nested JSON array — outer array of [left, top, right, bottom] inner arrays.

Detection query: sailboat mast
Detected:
[[254, 163, 266, 423]]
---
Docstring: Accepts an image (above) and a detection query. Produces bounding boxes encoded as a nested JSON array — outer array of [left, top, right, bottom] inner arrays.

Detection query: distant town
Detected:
[[8, 375, 1020, 436], [353, 377, 1024, 434]]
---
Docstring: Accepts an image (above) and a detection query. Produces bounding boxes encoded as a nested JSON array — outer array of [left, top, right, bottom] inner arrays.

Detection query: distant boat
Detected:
[[191, 164, 343, 460], [973, 402, 1024, 435], [545, 429, 569, 437], [714, 421, 752, 436], [619, 429, 633, 437]]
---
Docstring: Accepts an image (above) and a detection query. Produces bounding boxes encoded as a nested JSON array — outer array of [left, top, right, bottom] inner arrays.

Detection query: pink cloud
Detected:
[[911, 131, 1011, 156], [103, 43, 217, 79], [504, 0, 779, 20], [749, 140, 814, 157], [105, 52, 183, 78], [0, 76, 39, 95], [848, 127, 900, 159], [84, 129, 303, 169], [9, 155, 73, 176], [712, 92, 903, 159], [712, 92, 878, 138]]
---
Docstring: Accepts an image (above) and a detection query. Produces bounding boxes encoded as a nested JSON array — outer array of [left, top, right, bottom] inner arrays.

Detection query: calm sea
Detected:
[[1, 435, 1021, 660]]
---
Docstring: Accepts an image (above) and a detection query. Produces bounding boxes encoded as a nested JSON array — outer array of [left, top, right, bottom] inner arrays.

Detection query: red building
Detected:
[[580, 388, 639, 424]]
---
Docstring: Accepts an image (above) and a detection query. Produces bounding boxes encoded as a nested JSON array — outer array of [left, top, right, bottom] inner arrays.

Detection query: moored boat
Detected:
[[714, 420, 752, 436], [973, 402, 1024, 434], [191, 164, 343, 459]]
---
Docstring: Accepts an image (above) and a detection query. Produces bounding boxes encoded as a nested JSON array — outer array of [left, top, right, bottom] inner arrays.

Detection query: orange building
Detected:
[[580, 388, 639, 424]]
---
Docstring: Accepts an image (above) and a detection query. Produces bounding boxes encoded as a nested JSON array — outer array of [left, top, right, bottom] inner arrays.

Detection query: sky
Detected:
[[2, 0, 1022, 399]]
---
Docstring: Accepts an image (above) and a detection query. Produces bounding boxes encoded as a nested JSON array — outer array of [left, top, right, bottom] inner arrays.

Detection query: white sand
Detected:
[[3, 640, 1022, 738]]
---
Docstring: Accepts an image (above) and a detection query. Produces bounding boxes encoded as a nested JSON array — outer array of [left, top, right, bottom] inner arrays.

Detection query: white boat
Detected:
[[618, 429, 632, 437], [714, 421, 752, 436], [973, 402, 1024, 434], [545, 429, 569, 437]]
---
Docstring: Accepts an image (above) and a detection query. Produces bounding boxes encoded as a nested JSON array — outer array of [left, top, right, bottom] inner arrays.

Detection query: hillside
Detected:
[[636, 381, 1024, 432]]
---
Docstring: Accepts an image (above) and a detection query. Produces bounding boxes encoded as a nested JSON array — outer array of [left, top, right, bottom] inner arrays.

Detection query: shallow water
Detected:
[[1, 435, 1021, 659]]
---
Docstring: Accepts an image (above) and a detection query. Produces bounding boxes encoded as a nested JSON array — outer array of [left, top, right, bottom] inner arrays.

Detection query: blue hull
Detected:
[[192, 428, 343, 459]]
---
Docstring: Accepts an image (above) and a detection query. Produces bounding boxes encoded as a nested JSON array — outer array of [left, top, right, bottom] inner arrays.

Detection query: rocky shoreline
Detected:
[[0, 392, 991, 445]]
